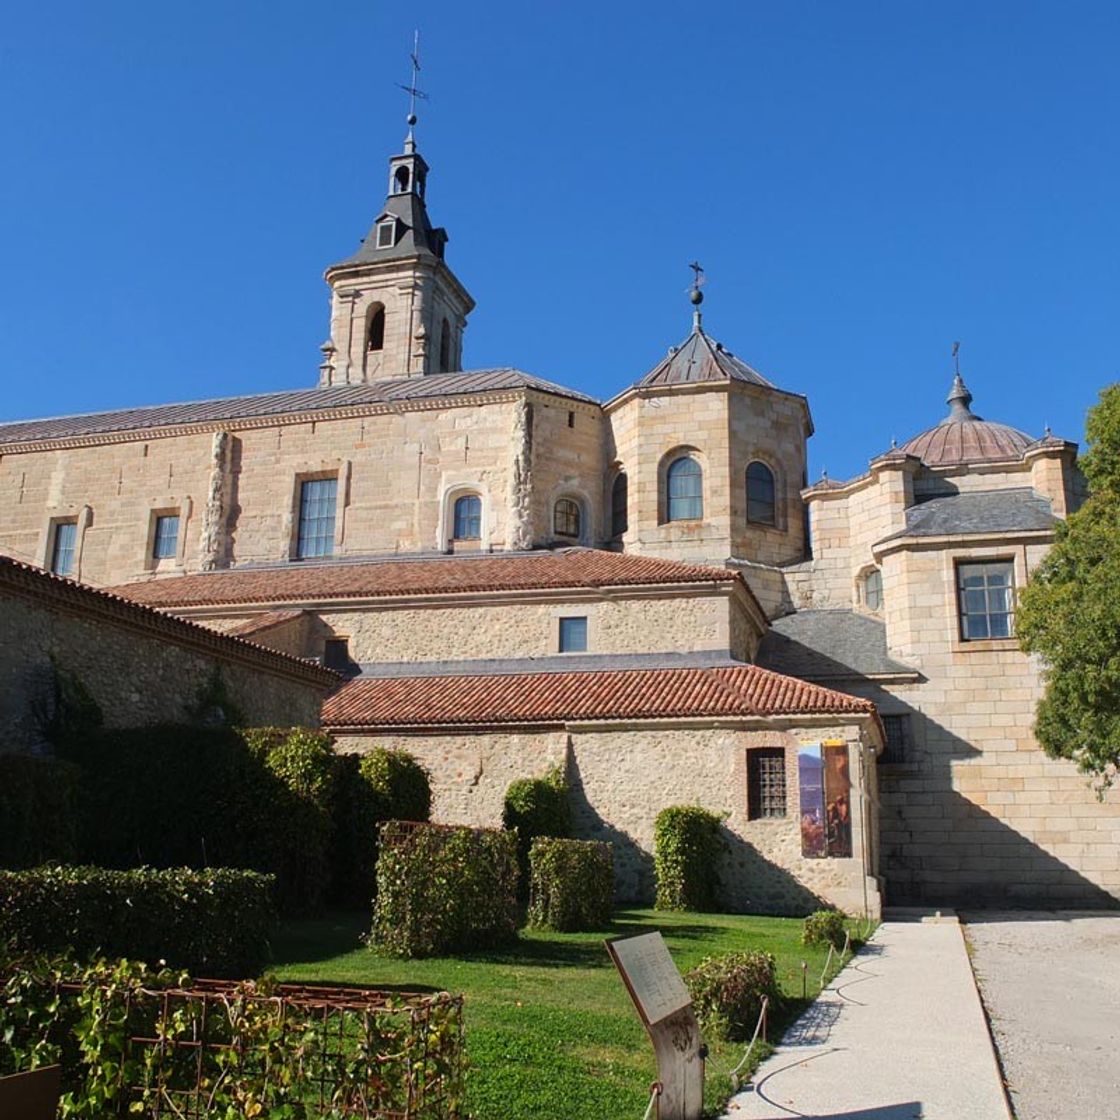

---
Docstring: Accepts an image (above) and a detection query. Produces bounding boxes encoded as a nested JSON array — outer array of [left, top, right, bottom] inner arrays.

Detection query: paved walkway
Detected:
[[722, 917, 1011, 1120], [964, 911, 1120, 1120]]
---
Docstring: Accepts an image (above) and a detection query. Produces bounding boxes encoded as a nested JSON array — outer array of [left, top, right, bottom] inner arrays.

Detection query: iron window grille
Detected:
[[880, 713, 910, 763], [748, 748, 787, 819], [957, 560, 1015, 640], [297, 477, 338, 559], [554, 498, 581, 538]]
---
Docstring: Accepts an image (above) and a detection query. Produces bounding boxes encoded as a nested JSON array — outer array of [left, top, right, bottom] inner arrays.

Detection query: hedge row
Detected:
[[0, 754, 79, 868], [502, 767, 570, 897], [528, 838, 613, 932], [654, 805, 725, 911], [373, 822, 519, 958], [54, 727, 431, 913], [0, 865, 275, 976]]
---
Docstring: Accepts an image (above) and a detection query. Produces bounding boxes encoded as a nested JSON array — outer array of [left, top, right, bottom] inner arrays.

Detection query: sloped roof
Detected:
[[757, 611, 917, 681], [0, 557, 338, 688], [635, 326, 775, 389], [110, 549, 747, 609], [881, 488, 1056, 542], [0, 369, 597, 446], [322, 662, 878, 729]]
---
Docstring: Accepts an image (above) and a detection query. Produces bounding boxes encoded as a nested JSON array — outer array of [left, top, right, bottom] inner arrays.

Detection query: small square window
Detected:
[[559, 616, 588, 653], [153, 514, 180, 560], [957, 560, 1015, 641], [880, 714, 910, 763], [748, 749, 787, 819]]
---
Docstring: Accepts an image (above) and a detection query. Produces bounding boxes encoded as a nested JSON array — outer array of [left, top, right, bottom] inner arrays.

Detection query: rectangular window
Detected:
[[881, 713, 910, 764], [558, 616, 588, 653], [297, 477, 338, 559], [376, 220, 396, 248], [957, 560, 1015, 641], [50, 520, 77, 576], [748, 749, 787, 819], [152, 514, 180, 560], [323, 638, 350, 672]]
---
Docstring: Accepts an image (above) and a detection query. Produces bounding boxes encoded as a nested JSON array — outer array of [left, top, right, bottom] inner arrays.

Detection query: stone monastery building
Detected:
[[2, 118, 1117, 917]]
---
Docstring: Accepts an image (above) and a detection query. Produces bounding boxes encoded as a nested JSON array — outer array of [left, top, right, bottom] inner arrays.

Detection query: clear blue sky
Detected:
[[1, 1, 1117, 480]]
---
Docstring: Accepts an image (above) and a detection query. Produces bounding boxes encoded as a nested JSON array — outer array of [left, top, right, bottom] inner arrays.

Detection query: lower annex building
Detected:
[[1, 118, 1116, 915]]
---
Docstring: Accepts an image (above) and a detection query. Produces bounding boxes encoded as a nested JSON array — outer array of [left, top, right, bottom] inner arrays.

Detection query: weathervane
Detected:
[[397, 30, 428, 138], [688, 261, 705, 329]]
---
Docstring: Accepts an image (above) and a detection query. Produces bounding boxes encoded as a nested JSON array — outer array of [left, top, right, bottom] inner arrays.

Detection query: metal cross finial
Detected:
[[952, 340, 961, 377], [397, 30, 428, 129], [689, 261, 705, 291]]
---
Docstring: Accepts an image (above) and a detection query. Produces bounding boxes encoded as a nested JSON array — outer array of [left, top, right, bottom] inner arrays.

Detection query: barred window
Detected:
[[957, 560, 1014, 640], [748, 749, 787, 819], [881, 714, 910, 763], [153, 514, 180, 560], [297, 477, 337, 559], [554, 498, 581, 538]]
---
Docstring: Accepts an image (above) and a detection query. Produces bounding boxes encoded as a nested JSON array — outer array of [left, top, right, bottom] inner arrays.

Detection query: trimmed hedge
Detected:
[[803, 908, 847, 948], [373, 822, 519, 958], [0, 865, 276, 976], [654, 805, 725, 911], [332, 748, 433, 905], [528, 838, 613, 931], [61, 724, 335, 913], [503, 767, 570, 896], [0, 754, 79, 868], [685, 950, 781, 1042]]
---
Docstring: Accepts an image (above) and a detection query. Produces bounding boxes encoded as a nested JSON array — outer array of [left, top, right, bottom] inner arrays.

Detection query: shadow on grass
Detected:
[[269, 911, 371, 967]]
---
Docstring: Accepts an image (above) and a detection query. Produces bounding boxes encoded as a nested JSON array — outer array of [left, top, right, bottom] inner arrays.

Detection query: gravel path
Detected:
[[963, 912, 1120, 1120]]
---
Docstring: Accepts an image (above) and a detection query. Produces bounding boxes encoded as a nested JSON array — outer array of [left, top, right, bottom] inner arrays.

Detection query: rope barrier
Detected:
[[641, 1081, 662, 1120], [728, 995, 769, 1090], [818, 943, 836, 992], [841, 929, 852, 960]]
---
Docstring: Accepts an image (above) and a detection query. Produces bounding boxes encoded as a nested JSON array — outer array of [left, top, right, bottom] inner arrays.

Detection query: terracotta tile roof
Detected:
[[110, 549, 746, 609], [224, 609, 306, 637], [0, 556, 339, 688], [322, 662, 877, 729]]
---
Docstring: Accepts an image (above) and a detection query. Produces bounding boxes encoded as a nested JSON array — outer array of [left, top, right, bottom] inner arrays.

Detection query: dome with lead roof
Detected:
[[896, 375, 1037, 467]]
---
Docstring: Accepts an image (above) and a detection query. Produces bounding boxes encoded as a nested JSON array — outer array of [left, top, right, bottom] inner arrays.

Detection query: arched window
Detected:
[[667, 456, 703, 521], [394, 165, 410, 193], [554, 498, 581, 539], [367, 306, 385, 352], [746, 461, 776, 526], [439, 318, 451, 372], [453, 494, 482, 540], [864, 568, 883, 612], [611, 472, 628, 538]]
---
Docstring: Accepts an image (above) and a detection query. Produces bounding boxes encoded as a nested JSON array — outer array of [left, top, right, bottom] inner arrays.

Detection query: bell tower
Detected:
[[319, 49, 474, 386]]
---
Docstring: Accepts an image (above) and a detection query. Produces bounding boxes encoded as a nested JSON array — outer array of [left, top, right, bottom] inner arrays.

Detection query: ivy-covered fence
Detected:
[[1, 955, 465, 1119]]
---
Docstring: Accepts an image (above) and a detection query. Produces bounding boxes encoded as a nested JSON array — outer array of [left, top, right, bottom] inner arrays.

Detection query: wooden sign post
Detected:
[[606, 932, 705, 1120]]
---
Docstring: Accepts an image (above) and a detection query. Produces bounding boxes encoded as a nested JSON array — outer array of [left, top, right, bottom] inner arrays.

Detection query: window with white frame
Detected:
[[50, 520, 78, 577], [666, 455, 703, 521], [152, 514, 180, 560], [864, 568, 883, 612], [376, 220, 396, 249], [957, 560, 1015, 640]]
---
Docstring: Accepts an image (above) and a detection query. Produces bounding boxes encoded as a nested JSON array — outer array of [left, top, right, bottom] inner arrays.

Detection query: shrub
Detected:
[[803, 908, 847, 949], [528, 838, 613, 931], [0, 754, 79, 868], [685, 950, 780, 1042], [61, 724, 333, 913], [373, 821, 518, 958], [0, 865, 276, 976], [331, 748, 433, 905], [503, 767, 570, 895], [654, 805, 724, 911]]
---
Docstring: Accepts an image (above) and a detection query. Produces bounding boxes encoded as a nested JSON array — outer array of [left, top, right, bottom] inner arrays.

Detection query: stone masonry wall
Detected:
[[0, 588, 328, 752], [335, 721, 881, 917]]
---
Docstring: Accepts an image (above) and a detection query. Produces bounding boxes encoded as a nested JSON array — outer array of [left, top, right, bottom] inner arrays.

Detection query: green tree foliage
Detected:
[[502, 767, 570, 895], [654, 805, 725, 911], [1018, 384, 1120, 787], [0, 755, 79, 867]]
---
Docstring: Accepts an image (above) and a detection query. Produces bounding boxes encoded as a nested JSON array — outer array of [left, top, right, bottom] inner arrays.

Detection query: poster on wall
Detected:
[[798, 745, 827, 857], [798, 742, 852, 858]]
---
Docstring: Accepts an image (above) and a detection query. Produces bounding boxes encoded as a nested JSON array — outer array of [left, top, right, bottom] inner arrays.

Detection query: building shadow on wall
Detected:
[[720, 829, 827, 916], [566, 752, 654, 904], [764, 639, 1119, 911]]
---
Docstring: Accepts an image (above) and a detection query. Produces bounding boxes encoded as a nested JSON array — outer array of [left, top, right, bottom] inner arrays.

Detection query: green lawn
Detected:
[[271, 909, 860, 1120]]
